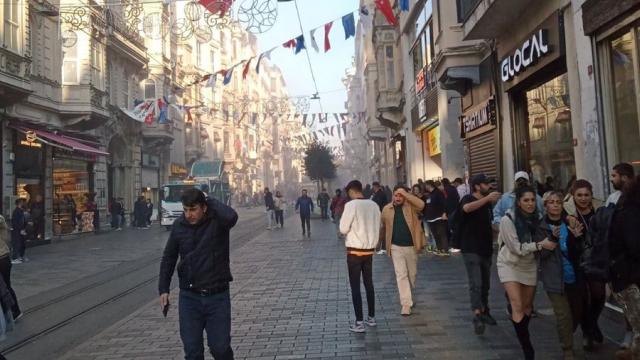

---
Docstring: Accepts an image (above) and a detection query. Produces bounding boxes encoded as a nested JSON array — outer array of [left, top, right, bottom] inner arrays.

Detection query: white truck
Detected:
[[159, 181, 208, 230]]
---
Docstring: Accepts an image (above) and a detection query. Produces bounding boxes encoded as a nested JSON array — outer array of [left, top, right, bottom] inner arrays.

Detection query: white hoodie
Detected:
[[339, 199, 381, 249]]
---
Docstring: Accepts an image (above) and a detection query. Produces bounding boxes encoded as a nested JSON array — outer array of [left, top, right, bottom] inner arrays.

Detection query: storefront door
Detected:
[[520, 73, 576, 194], [53, 157, 94, 235]]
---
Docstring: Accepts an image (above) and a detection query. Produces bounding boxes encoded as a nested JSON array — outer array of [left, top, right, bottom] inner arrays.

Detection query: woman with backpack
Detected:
[[497, 186, 557, 360], [609, 176, 640, 360], [564, 179, 606, 351], [539, 191, 586, 359]]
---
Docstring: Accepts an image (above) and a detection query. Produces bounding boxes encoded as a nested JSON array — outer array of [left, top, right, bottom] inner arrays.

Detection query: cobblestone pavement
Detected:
[[12, 207, 266, 300], [61, 218, 619, 360]]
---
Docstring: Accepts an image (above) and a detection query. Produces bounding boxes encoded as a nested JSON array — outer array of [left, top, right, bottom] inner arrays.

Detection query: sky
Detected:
[[249, 0, 360, 114]]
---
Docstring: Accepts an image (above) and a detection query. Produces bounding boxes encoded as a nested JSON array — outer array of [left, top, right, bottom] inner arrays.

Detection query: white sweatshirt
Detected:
[[339, 199, 381, 249]]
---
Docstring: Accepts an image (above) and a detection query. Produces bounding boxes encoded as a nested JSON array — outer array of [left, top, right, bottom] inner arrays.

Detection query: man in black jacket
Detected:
[[424, 181, 449, 256], [371, 182, 388, 254], [264, 187, 275, 230], [158, 189, 238, 360]]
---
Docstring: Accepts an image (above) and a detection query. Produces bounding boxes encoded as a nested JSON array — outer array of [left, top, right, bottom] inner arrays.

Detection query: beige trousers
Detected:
[[391, 244, 418, 307]]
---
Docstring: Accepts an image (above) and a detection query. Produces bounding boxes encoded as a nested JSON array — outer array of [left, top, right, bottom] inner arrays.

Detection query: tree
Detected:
[[303, 141, 337, 190]]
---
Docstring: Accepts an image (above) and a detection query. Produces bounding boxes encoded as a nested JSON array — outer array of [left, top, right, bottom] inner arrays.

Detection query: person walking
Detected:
[[146, 198, 154, 227], [274, 191, 285, 229], [459, 175, 501, 334], [10, 199, 27, 264], [29, 195, 44, 240], [609, 175, 640, 360], [317, 189, 331, 221], [0, 214, 21, 321], [339, 180, 381, 332], [295, 189, 314, 237], [564, 180, 606, 351], [423, 181, 449, 256], [133, 196, 146, 228], [111, 198, 123, 231], [158, 188, 238, 360], [497, 186, 557, 360], [607, 162, 635, 206], [371, 182, 388, 254], [493, 171, 544, 231], [330, 189, 347, 239], [539, 191, 586, 359], [263, 188, 275, 230], [380, 186, 425, 316]]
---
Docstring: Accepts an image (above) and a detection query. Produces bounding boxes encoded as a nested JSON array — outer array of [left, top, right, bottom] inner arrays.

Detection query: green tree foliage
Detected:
[[303, 141, 337, 188]]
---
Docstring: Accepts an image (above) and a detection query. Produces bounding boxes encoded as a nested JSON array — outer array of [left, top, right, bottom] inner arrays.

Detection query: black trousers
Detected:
[[347, 254, 375, 321], [300, 214, 310, 234], [11, 231, 25, 260], [582, 277, 606, 339], [429, 220, 449, 251], [275, 210, 284, 227], [0, 255, 20, 316], [320, 206, 328, 219]]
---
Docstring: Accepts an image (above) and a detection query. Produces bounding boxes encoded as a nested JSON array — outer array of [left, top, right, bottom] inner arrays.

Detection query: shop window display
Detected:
[[53, 158, 94, 235], [525, 73, 576, 194]]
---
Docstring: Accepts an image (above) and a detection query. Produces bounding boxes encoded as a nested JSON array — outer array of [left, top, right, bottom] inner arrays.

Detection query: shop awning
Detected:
[[15, 127, 109, 156]]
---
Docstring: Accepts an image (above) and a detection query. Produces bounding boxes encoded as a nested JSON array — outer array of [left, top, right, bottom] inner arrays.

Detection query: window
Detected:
[[524, 73, 575, 192], [456, 0, 481, 23], [385, 45, 396, 89], [121, 74, 129, 108], [605, 29, 640, 172], [3, 0, 21, 51], [63, 42, 79, 84], [91, 45, 104, 89], [223, 131, 230, 153], [144, 79, 156, 100]]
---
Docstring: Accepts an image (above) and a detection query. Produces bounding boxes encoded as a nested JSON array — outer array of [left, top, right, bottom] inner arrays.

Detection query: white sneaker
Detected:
[[349, 321, 365, 333], [376, 250, 386, 255], [10, 259, 22, 265], [449, 248, 461, 253], [364, 317, 376, 327]]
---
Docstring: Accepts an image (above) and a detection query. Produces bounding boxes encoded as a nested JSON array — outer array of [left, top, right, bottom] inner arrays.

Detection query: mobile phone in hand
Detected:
[[163, 302, 170, 317]]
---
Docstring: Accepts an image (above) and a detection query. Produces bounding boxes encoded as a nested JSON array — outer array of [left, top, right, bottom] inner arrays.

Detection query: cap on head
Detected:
[[514, 171, 530, 182]]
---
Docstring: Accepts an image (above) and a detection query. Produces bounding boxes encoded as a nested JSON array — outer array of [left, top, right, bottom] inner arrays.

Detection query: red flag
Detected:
[[375, 0, 398, 26], [283, 39, 296, 48], [242, 58, 252, 79], [198, 0, 233, 17], [324, 22, 333, 52]]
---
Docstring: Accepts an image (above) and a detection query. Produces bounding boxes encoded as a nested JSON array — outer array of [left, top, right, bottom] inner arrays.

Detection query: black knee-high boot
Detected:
[[512, 314, 534, 360]]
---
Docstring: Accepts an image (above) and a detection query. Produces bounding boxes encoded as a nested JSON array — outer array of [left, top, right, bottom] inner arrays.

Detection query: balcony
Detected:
[[60, 85, 110, 130], [0, 48, 32, 106], [141, 122, 174, 146], [376, 88, 404, 130], [461, 0, 530, 40], [104, 8, 148, 69]]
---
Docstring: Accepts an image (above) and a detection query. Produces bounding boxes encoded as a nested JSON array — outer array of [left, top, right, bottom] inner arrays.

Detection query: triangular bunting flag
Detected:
[[283, 39, 297, 49], [310, 29, 319, 52], [342, 13, 355, 39], [242, 58, 253, 79], [295, 35, 305, 54], [324, 22, 333, 52], [255, 47, 275, 74], [223, 66, 235, 85], [400, 0, 409, 11]]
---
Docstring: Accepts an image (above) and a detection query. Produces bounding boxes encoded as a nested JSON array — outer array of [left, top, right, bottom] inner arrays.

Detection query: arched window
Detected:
[[144, 79, 156, 100]]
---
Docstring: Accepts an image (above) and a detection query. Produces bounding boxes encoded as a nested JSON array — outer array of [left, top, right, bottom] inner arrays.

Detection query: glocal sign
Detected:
[[501, 29, 550, 82]]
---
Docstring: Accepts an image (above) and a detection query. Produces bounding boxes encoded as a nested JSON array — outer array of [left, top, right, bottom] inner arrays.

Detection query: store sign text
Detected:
[[171, 163, 188, 176], [20, 131, 42, 148], [501, 29, 550, 82], [415, 68, 426, 94], [460, 99, 496, 138]]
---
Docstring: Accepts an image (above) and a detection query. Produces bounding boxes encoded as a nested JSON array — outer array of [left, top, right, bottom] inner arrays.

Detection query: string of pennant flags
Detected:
[[190, 0, 408, 89]]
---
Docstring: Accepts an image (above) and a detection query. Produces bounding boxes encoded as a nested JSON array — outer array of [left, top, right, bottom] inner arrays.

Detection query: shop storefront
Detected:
[[500, 12, 576, 193], [460, 97, 498, 183], [582, 0, 640, 174], [12, 125, 108, 237]]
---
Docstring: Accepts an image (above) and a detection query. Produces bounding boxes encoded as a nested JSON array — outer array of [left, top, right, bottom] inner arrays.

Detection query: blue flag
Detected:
[[223, 67, 234, 85], [342, 13, 355, 39], [400, 0, 409, 11], [295, 35, 305, 54]]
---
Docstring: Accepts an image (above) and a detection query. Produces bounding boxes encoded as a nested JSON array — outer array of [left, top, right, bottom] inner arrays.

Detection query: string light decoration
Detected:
[[236, 0, 278, 34], [291, 96, 310, 113]]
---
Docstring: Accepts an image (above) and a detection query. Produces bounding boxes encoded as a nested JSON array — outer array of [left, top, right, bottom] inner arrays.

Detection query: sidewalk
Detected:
[[61, 218, 618, 360], [12, 206, 266, 300]]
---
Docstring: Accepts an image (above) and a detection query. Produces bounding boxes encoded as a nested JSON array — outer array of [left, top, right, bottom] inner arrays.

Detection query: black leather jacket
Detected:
[[158, 198, 238, 294]]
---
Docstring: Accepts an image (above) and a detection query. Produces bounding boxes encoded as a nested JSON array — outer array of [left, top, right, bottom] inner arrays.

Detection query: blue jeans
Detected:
[[179, 289, 234, 360]]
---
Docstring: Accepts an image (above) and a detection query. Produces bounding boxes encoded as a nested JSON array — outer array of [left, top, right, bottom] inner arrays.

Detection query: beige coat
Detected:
[[380, 192, 425, 255]]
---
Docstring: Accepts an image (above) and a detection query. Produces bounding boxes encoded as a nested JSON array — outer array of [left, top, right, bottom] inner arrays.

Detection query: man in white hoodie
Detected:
[[339, 180, 381, 333]]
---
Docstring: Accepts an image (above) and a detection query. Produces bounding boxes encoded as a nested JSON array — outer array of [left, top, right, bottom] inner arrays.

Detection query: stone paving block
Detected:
[[61, 219, 619, 359]]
